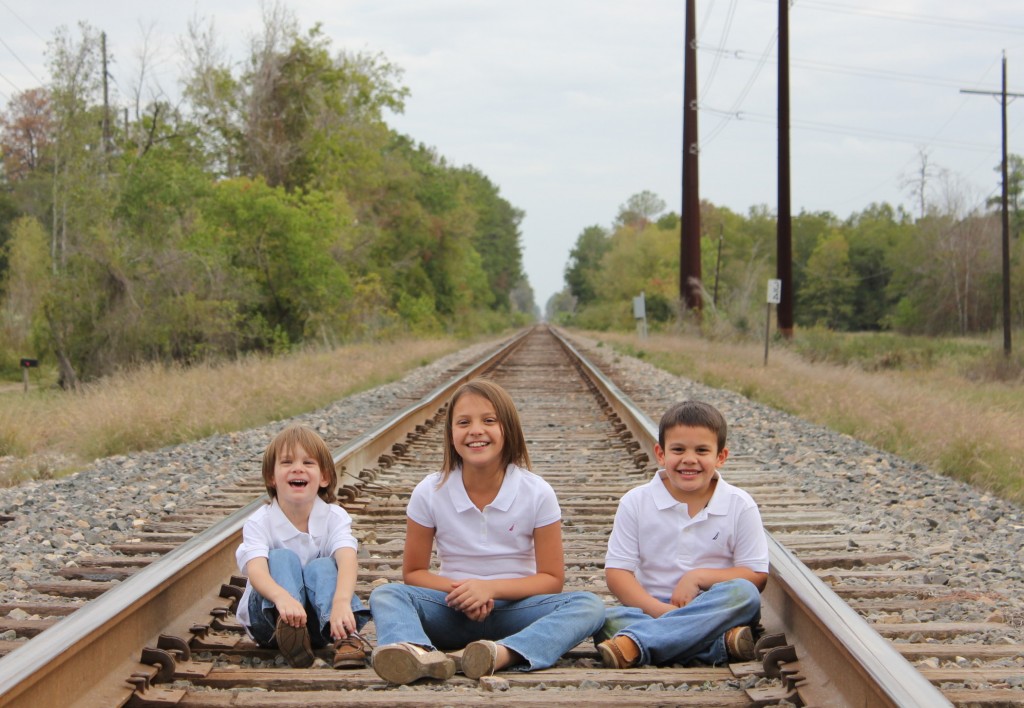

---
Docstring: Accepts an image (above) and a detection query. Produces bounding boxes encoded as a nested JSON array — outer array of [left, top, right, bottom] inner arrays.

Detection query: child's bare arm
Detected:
[[245, 557, 307, 626], [606, 567, 677, 618], [670, 567, 768, 607], [329, 546, 358, 639], [401, 519, 458, 591]]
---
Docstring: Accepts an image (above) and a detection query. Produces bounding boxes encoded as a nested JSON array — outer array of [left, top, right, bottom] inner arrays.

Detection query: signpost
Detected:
[[633, 292, 648, 340], [20, 358, 38, 393], [765, 280, 781, 365]]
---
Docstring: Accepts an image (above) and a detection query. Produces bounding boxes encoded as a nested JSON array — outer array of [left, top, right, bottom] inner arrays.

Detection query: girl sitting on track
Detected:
[[369, 378, 605, 684]]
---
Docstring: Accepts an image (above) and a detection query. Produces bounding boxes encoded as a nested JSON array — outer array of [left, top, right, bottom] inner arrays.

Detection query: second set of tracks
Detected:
[[0, 326, 1019, 706]]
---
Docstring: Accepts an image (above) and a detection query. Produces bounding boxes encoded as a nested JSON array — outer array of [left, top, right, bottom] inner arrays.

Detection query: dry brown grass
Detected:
[[585, 330, 1024, 505], [0, 337, 468, 485]]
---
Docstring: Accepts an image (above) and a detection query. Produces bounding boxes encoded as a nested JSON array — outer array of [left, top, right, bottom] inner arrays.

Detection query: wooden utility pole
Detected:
[[680, 0, 702, 315], [776, 0, 793, 338], [962, 52, 1022, 357], [101, 32, 111, 154]]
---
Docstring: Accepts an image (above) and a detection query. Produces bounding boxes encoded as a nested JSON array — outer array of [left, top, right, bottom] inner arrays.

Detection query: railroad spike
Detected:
[[139, 646, 177, 683]]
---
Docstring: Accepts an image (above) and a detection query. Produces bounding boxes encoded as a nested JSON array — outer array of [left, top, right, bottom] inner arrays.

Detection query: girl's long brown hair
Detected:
[[439, 378, 531, 485]]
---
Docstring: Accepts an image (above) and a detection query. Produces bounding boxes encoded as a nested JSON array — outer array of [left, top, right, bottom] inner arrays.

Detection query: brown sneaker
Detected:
[[724, 625, 756, 662], [274, 616, 315, 668], [597, 635, 640, 669], [333, 632, 371, 669], [371, 642, 456, 684]]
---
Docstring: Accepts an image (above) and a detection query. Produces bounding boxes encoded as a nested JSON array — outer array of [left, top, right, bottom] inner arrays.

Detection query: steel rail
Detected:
[[0, 329, 530, 708], [549, 325, 952, 707], [0, 325, 954, 707]]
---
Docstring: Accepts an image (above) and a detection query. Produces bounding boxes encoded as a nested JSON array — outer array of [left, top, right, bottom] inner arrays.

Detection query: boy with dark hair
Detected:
[[596, 400, 769, 667]]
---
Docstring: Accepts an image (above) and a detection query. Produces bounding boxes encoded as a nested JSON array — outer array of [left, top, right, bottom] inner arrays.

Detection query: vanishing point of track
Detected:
[[0, 326, 1015, 706]]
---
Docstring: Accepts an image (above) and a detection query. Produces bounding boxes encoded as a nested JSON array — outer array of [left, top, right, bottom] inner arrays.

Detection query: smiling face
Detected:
[[450, 392, 506, 475], [654, 424, 729, 504], [270, 442, 330, 508]]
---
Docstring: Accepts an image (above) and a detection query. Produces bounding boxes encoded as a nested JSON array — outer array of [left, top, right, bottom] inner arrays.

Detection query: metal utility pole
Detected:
[[962, 51, 1022, 357], [680, 0, 702, 315], [776, 0, 793, 338]]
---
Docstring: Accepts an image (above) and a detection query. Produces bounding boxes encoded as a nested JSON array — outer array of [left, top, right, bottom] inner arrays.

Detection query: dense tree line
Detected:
[[552, 173, 1023, 337], [0, 10, 534, 386]]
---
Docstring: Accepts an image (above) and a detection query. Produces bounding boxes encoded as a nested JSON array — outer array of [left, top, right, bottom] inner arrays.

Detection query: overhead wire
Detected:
[[700, 106, 993, 151], [700, 45, 990, 90], [692, 0, 1023, 213], [698, 0, 738, 103], [0, 0, 48, 99], [0, 0, 46, 42], [0, 34, 43, 86], [790, 0, 1024, 36], [699, 30, 777, 148]]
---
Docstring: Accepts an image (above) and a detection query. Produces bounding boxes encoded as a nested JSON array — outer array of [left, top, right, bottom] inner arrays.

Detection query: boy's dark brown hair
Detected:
[[440, 378, 531, 485], [658, 401, 728, 451], [262, 424, 338, 503]]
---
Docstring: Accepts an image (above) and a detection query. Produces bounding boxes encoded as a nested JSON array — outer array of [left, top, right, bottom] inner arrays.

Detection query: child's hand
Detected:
[[445, 579, 494, 615], [329, 604, 357, 640], [276, 595, 308, 628], [669, 574, 702, 608], [463, 599, 494, 622]]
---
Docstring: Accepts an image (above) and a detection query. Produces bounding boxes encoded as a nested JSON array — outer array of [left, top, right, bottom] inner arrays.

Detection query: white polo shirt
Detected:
[[235, 497, 358, 629], [406, 464, 561, 580], [604, 470, 769, 602]]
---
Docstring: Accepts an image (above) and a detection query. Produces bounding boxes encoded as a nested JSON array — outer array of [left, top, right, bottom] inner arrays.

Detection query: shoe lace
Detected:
[[336, 631, 372, 651]]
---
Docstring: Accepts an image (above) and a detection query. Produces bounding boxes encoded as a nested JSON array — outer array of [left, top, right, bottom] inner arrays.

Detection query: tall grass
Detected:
[[0, 337, 469, 485], [588, 329, 1024, 505]]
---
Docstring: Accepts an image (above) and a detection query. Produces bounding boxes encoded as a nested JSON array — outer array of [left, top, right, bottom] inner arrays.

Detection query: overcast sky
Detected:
[[2, 1, 1023, 309]]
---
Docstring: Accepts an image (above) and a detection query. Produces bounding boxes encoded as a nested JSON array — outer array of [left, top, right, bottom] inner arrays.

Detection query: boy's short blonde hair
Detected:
[[658, 401, 728, 451], [261, 424, 338, 503]]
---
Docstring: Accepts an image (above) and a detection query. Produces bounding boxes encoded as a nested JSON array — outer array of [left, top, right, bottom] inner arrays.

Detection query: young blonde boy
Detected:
[[236, 424, 370, 668], [597, 401, 769, 667]]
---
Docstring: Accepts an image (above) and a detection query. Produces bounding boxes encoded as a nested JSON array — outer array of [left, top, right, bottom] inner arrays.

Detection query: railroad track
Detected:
[[0, 326, 1017, 706]]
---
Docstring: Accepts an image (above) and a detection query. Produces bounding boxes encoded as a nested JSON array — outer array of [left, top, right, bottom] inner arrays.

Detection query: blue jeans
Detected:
[[369, 584, 606, 671], [596, 578, 761, 666], [247, 548, 370, 649]]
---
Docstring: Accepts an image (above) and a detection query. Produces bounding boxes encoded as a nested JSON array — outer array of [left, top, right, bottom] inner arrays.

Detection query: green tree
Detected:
[[595, 221, 677, 305], [615, 190, 666, 230], [457, 166, 526, 311], [1, 217, 50, 368], [197, 177, 352, 347], [565, 225, 610, 305], [801, 231, 856, 329], [844, 203, 913, 330]]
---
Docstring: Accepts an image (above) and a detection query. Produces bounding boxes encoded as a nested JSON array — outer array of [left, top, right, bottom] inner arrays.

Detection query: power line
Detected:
[[700, 107, 996, 152], [698, 0, 738, 102], [0, 66, 22, 95], [699, 44, 1020, 92], [0, 0, 46, 42], [769, 0, 1024, 35], [700, 30, 777, 147], [0, 33, 44, 86]]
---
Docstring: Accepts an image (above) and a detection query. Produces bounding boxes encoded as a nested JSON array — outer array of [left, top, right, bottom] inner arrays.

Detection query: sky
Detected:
[[2, 1, 1023, 310]]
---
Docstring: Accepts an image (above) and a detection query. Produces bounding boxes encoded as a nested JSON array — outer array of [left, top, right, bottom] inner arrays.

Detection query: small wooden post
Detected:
[[20, 358, 39, 392]]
